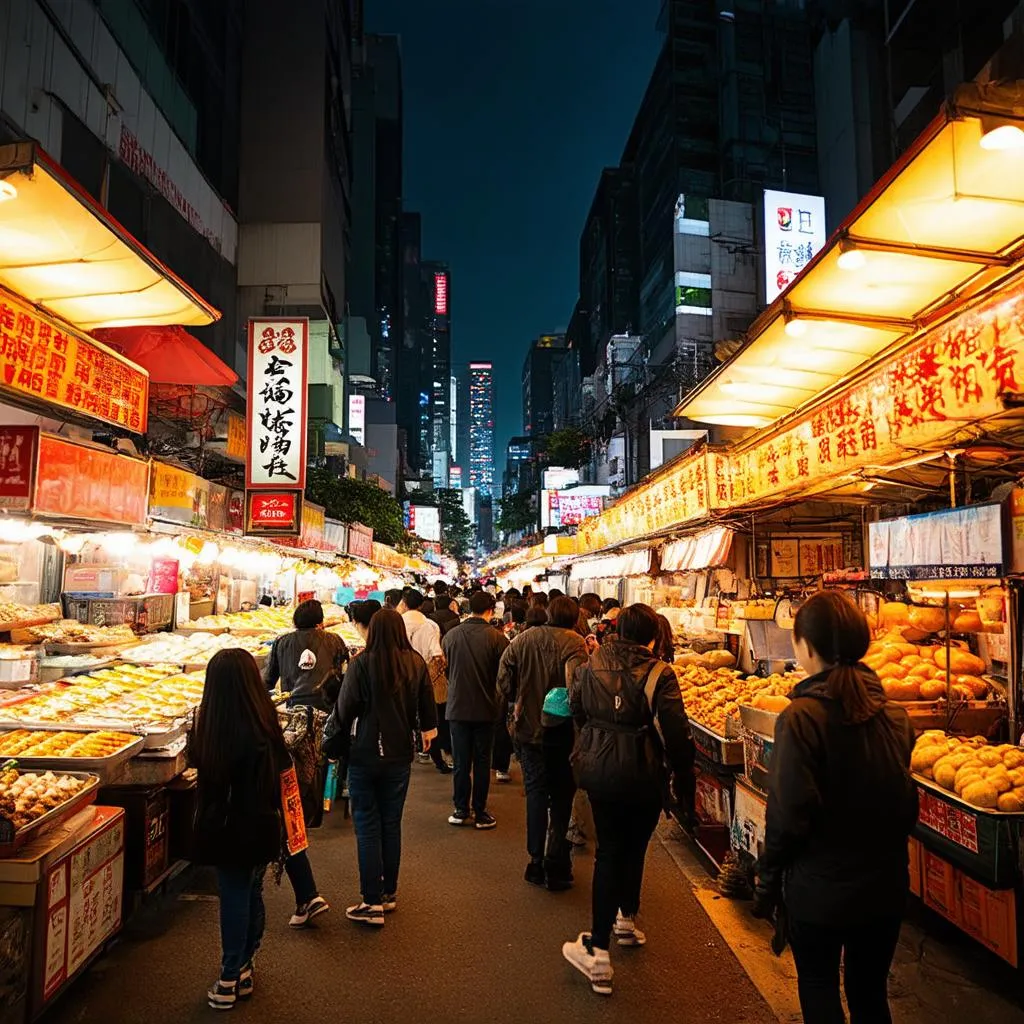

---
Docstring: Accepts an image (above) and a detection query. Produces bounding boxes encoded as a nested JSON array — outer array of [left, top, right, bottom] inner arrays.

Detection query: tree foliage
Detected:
[[305, 468, 405, 545], [495, 489, 537, 536], [543, 426, 593, 469]]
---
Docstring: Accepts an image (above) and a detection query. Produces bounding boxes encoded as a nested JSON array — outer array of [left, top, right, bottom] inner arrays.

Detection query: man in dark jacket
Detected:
[[263, 600, 348, 711], [498, 596, 588, 889], [429, 582, 460, 635], [442, 590, 509, 829]]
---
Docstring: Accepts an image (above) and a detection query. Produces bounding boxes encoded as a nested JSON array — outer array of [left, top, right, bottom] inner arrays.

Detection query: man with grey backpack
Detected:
[[561, 603, 694, 997]]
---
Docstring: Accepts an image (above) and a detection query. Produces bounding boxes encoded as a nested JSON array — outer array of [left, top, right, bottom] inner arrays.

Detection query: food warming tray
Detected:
[[0, 771, 99, 855], [0, 734, 146, 783]]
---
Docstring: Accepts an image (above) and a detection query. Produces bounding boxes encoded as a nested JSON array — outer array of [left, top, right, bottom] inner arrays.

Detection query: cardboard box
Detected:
[[959, 874, 1018, 967], [908, 836, 922, 898], [922, 849, 959, 924]]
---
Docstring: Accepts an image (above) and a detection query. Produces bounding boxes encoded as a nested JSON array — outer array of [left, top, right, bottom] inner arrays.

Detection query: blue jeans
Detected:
[[216, 865, 267, 981], [348, 762, 412, 904], [449, 720, 494, 815]]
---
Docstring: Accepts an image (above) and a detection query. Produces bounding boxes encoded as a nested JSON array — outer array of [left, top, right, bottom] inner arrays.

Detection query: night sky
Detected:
[[366, 0, 663, 476]]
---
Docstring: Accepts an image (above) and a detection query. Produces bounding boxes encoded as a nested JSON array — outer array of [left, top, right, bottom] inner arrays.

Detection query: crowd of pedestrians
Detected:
[[190, 583, 918, 1021]]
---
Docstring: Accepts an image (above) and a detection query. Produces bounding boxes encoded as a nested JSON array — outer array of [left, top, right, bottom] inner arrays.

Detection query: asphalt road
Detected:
[[43, 761, 776, 1024]]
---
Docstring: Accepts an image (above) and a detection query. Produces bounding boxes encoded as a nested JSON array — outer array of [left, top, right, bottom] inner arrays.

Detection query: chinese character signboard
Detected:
[[348, 393, 365, 446], [34, 435, 149, 525], [246, 318, 308, 490], [0, 425, 37, 510], [245, 491, 301, 535], [0, 289, 148, 432], [763, 190, 827, 303], [348, 522, 374, 560]]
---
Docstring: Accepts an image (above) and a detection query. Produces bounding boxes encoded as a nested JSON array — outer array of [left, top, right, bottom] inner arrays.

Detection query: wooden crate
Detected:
[[922, 849, 959, 924], [959, 874, 1018, 967]]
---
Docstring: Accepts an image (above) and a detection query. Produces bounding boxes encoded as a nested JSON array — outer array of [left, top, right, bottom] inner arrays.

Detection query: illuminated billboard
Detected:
[[541, 486, 609, 529], [763, 189, 827, 303], [348, 393, 365, 446], [434, 273, 448, 315], [406, 504, 441, 543]]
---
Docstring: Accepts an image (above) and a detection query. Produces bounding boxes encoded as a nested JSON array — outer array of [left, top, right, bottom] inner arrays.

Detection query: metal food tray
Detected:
[[0, 734, 146, 783], [0, 771, 99, 855], [37, 657, 119, 684], [44, 640, 139, 655], [689, 720, 745, 765], [226, 626, 282, 636], [120, 738, 188, 785], [68, 715, 189, 750], [913, 773, 1024, 818], [176, 625, 229, 636]]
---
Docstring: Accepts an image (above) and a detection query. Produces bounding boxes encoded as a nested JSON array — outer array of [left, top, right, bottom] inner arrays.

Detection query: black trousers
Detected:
[[492, 716, 513, 773], [449, 721, 493, 815], [428, 701, 452, 768], [517, 722, 576, 873], [588, 797, 662, 949], [788, 914, 903, 1024]]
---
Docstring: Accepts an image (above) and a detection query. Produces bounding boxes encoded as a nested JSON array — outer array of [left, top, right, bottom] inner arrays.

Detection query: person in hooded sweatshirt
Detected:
[[754, 590, 918, 1024]]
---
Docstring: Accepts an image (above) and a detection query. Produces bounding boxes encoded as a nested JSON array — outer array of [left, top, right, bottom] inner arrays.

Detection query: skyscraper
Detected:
[[468, 362, 495, 495], [522, 334, 568, 437], [424, 262, 452, 487]]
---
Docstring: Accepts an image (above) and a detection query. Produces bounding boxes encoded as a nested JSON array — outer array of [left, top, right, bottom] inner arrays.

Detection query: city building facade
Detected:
[[522, 334, 568, 437], [467, 362, 495, 495]]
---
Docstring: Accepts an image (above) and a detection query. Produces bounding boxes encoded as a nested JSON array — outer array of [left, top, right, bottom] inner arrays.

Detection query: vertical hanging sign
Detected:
[[246, 318, 309, 490], [246, 317, 308, 537]]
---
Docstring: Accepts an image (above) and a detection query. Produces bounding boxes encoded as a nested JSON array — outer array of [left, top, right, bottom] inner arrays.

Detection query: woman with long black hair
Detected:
[[755, 590, 918, 1023], [335, 608, 437, 925], [191, 649, 291, 1011]]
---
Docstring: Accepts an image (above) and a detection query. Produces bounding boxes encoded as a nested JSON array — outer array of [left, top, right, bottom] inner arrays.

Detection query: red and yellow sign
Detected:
[[577, 449, 709, 553], [578, 281, 1024, 554], [0, 289, 148, 431], [725, 286, 1024, 507], [245, 490, 301, 535], [226, 411, 246, 461], [34, 434, 149, 525], [279, 501, 326, 550]]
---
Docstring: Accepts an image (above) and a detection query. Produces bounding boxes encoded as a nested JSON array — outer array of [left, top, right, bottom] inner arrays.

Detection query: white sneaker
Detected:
[[614, 912, 646, 947], [495, 770, 512, 782], [562, 933, 613, 995]]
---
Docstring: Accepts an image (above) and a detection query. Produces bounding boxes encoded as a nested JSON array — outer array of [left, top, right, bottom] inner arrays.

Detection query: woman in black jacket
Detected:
[[191, 649, 291, 1011], [336, 608, 438, 926], [562, 603, 694, 997], [755, 590, 918, 1024]]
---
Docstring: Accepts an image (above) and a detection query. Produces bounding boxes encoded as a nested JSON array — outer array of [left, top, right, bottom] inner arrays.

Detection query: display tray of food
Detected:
[[0, 765, 99, 854], [124, 630, 273, 668], [0, 729, 145, 780], [689, 719, 745, 766], [0, 602, 62, 633], [23, 619, 140, 652], [675, 662, 801, 738], [117, 736, 188, 785], [911, 732, 1024, 813], [186, 608, 294, 636]]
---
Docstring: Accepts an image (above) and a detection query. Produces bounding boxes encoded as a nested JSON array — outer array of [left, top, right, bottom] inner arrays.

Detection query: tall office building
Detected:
[[504, 436, 536, 496], [350, 34, 403, 399], [467, 362, 495, 495], [0, 0, 244, 368], [813, 0, 1021, 227], [522, 334, 568, 437], [423, 262, 452, 488]]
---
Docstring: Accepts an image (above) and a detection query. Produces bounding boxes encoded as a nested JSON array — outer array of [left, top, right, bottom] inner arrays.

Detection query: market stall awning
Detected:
[[569, 549, 652, 583], [660, 527, 733, 573], [92, 326, 237, 386], [676, 81, 1024, 429], [0, 142, 220, 330]]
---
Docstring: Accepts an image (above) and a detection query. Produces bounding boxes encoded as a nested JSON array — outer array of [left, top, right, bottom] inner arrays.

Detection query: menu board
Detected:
[[869, 503, 1005, 580]]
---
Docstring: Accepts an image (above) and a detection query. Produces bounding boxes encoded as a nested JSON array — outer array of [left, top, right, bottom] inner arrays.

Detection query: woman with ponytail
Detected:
[[754, 590, 918, 1024]]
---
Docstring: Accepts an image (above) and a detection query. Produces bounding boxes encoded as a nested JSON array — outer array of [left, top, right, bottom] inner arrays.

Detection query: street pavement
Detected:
[[43, 760, 1024, 1024], [44, 761, 774, 1024]]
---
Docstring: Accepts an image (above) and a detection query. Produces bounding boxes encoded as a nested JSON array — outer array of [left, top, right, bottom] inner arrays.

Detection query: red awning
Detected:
[[92, 325, 238, 387]]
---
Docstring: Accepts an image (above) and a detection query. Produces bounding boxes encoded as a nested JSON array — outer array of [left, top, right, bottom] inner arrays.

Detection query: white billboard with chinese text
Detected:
[[246, 318, 309, 490], [348, 393, 366, 446], [763, 189, 827, 303], [407, 504, 441, 543], [541, 486, 609, 529]]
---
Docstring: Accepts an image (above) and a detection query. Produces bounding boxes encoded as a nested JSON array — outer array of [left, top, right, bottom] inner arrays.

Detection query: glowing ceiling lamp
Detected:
[[836, 238, 867, 272]]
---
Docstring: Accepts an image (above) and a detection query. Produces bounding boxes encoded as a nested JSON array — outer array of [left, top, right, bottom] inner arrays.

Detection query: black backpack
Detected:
[[571, 662, 667, 801]]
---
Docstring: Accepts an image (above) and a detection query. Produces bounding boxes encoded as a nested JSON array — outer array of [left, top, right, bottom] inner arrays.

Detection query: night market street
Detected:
[[43, 762, 1024, 1024]]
